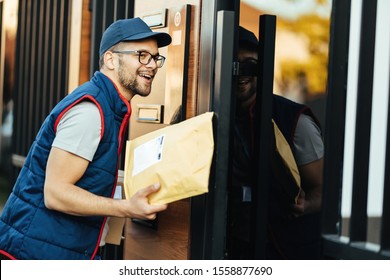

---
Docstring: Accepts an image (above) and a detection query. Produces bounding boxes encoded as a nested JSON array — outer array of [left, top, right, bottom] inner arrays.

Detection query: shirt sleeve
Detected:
[[293, 113, 324, 166], [52, 101, 102, 161]]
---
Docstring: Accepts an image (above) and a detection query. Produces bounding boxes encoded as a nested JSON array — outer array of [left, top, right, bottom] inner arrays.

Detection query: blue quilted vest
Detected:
[[272, 94, 320, 150], [0, 71, 131, 259]]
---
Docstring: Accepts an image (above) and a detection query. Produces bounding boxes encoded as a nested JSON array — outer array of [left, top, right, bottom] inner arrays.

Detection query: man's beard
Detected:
[[117, 60, 151, 97]]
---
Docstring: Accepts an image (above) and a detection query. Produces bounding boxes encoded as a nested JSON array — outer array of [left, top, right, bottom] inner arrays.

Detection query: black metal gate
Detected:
[[200, 0, 390, 260], [322, 0, 390, 259], [11, 0, 72, 181]]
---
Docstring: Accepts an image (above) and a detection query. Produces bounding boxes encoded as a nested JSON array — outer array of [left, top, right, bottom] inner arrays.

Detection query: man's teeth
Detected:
[[239, 79, 249, 84], [140, 74, 152, 79]]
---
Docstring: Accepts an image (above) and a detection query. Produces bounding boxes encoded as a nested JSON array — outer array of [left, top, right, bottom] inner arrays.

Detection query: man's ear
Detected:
[[103, 51, 116, 70]]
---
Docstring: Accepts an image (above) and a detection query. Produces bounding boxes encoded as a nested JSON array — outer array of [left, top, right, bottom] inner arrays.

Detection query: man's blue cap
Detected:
[[239, 26, 258, 48], [99, 17, 172, 56]]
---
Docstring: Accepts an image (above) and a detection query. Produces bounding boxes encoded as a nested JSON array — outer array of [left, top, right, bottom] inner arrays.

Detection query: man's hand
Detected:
[[291, 188, 306, 217], [290, 158, 323, 218], [126, 183, 168, 220]]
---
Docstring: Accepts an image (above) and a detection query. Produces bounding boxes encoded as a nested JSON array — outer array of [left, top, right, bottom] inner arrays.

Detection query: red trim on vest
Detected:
[[53, 95, 105, 140], [0, 249, 17, 260], [104, 76, 132, 115]]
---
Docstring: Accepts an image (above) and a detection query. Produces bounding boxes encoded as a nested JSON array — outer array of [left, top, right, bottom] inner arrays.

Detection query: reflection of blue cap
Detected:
[[99, 17, 172, 56], [239, 26, 258, 48]]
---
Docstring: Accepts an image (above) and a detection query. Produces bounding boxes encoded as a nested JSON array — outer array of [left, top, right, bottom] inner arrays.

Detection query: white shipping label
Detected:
[[132, 135, 165, 176]]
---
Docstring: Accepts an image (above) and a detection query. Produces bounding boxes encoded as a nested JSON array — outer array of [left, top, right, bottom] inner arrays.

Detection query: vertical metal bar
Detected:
[[90, 0, 104, 73], [116, 0, 127, 19], [206, 10, 235, 259], [380, 42, 390, 252], [55, 0, 67, 99], [49, 0, 57, 109], [125, 0, 134, 19], [56, 0, 64, 103], [29, 0, 38, 145], [349, 0, 377, 242], [253, 14, 276, 259], [42, 0, 51, 120], [13, 0, 26, 158], [35, 0, 44, 129], [22, 0, 32, 155], [64, 0, 71, 96], [104, 0, 115, 24], [196, 1, 216, 115], [197, 0, 237, 115], [321, 0, 351, 235], [0, 2, 3, 134]]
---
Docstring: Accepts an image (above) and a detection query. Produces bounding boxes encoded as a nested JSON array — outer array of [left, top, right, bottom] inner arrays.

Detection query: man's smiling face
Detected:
[[237, 48, 258, 112], [114, 39, 159, 98]]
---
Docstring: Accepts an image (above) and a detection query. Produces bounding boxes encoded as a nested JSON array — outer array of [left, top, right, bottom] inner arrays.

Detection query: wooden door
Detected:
[[123, 0, 202, 260]]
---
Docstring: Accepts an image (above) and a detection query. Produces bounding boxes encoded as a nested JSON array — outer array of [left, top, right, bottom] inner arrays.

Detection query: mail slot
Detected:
[[136, 104, 163, 123]]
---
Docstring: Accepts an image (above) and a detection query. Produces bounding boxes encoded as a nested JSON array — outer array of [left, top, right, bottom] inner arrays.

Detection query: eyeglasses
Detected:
[[112, 50, 166, 68]]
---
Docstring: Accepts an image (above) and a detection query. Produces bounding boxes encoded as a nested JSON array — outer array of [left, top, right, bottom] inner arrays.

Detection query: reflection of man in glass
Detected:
[[229, 26, 324, 259]]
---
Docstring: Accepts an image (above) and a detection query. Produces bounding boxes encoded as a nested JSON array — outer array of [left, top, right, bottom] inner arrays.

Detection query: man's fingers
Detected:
[[137, 183, 161, 197], [145, 204, 168, 220]]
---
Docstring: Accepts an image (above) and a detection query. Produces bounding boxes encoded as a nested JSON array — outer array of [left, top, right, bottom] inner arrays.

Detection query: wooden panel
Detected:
[[163, 4, 190, 124], [123, 0, 201, 260], [79, 0, 91, 85], [155, 3, 201, 120], [130, 0, 201, 139], [123, 199, 190, 259], [185, 4, 199, 119]]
